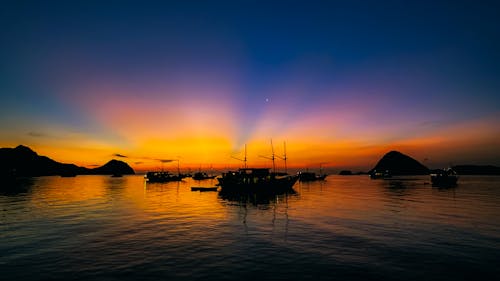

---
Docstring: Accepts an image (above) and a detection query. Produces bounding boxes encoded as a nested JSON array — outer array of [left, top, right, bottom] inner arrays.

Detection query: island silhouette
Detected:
[[1, 145, 134, 178], [2, 145, 499, 181], [368, 151, 500, 176], [369, 151, 430, 176]]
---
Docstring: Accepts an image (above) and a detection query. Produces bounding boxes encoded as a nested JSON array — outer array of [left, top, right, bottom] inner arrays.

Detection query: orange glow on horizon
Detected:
[[3, 115, 499, 173], [2, 86, 499, 172]]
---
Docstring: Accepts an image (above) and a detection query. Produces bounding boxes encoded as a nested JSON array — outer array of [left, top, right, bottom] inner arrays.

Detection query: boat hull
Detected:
[[191, 186, 218, 192], [430, 168, 459, 187], [298, 172, 327, 182], [217, 169, 298, 192], [431, 175, 458, 187], [192, 173, 217, 180], [145, 172, 185, 183], [218, 177, 297, 191]]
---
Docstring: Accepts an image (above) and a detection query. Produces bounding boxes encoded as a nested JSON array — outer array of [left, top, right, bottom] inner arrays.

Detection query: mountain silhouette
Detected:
[[370, 151, 429, 175], [1, 145, 134, 177], [91, 159, 134, 175]]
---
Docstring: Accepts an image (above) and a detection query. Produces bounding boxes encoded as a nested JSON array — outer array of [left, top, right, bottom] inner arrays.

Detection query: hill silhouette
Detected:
[[91, 159, 134, 175], [1, 145, 134, 177], [452, 165, 500, 175], [370, 151, 429, 175]]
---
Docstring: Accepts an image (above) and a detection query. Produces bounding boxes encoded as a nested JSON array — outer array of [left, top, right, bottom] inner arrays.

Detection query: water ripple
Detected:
[[0, 175, 499, 280]]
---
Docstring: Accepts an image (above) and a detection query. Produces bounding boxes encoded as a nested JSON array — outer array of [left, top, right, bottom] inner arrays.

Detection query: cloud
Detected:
[[157, 159, 174, 163], [137, 156, 176, 163], [112, 153, 128, 158], [134, 161, 144, 165], [27, 131, 47, 137]]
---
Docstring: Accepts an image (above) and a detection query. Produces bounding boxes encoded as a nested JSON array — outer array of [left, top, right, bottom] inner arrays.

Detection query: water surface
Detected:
[[1, 175, 499, 280]]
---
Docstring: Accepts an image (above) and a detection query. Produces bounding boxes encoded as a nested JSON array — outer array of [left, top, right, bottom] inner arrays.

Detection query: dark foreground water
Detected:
[[1, 175, 499, 280]]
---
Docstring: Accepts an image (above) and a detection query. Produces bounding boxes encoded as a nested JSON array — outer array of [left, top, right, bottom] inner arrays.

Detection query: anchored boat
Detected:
[[297, 171, 327, 181], [217, 168, 298, 192], [430, 168, 458, 187], [192, 171, 216, 180], [145, 171, 187, 183]]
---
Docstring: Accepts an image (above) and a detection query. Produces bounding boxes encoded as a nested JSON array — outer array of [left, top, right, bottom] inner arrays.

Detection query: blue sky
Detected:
[[1, 0, 499, 169]]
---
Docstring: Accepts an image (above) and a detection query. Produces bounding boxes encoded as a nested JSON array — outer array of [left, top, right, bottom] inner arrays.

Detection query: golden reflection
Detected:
[[139, 178, 228, 221], [20, 174, 500, 240], [28, 176, 229, 223], [31, 176, 107, 205]]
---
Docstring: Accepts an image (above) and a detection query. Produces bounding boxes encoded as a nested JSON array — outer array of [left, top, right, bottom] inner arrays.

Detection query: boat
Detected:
[[297, 171, 327, 182], [192, 171, 216, 180], [111, 173, 123, 177], [430, 168, 458, 187], [369, 169, 391, 179], [297, 164, 328, 182], [217, 168, 298, 192], [145, 171, 186, 183], [145, 158, 190, 183]]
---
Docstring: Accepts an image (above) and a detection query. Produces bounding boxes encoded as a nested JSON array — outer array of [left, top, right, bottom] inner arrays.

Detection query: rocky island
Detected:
[[370, 151, 429, 175], [1, 145, 134, 177]]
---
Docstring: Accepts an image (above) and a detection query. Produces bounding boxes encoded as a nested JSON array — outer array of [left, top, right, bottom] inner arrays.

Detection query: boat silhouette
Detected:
[[430, 168, 458, 187], [145, 171, 187, 183], [298, 164, 328, 182], [192, 171, 216, 180], [145, 158, 188, 183], [192, 165, 217, 180], [369, 169, 392, 179], [297, 171, 327, 181], [220, 142, 297, 192], [217, 168, 298, 192]]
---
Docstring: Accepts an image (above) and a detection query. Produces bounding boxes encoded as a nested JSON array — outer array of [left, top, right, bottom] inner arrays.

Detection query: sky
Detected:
[[1, 0, 499, 172]]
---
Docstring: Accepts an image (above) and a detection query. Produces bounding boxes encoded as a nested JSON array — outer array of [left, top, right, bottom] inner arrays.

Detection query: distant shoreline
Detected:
[[2, 145, 500, 177]]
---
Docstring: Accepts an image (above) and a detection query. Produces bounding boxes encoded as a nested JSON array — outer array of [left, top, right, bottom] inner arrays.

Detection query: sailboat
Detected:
[[192, 165, 216, 180], [145, 159, 188, 183], [217, 142, 298, 192], [430, 168, 458, 187], [297, 164, 328, 182]]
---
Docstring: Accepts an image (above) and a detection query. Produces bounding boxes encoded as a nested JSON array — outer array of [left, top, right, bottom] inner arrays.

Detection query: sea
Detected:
[[1, 175, 499, 281]]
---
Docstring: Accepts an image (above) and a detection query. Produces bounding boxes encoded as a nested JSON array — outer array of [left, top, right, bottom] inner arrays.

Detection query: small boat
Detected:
[[370, 169, 391, 179], [111, 173, 123, 177], [145, 171, 187, 183], [217, 168, 298, 192], [192, 171, 216, 180], [191, 186, 218, 192], [297, 171, 327, 182], [430, 168, 458, 187]]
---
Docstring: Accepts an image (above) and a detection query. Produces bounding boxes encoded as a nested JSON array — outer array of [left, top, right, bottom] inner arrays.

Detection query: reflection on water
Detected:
[[1, 175, 499, 280], [1, 177, 35, 196], [218, 188, 297, 206]]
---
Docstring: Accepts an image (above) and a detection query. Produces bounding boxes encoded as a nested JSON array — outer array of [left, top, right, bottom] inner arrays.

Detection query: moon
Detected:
[[265, 98, 269, 102]]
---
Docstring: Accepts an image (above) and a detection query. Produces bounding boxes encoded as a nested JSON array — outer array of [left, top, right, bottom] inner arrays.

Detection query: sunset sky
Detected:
[[1, 0, 499, 172]]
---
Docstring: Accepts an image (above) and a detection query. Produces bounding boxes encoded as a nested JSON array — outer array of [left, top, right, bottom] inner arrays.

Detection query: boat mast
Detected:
[[231, 144, 247, 168], [275, 141, 288, 174], [319, 162, 328, 175], [284, 141, 287, 173], [271, 139, 276, 173], [260, 139, 276, 173]]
